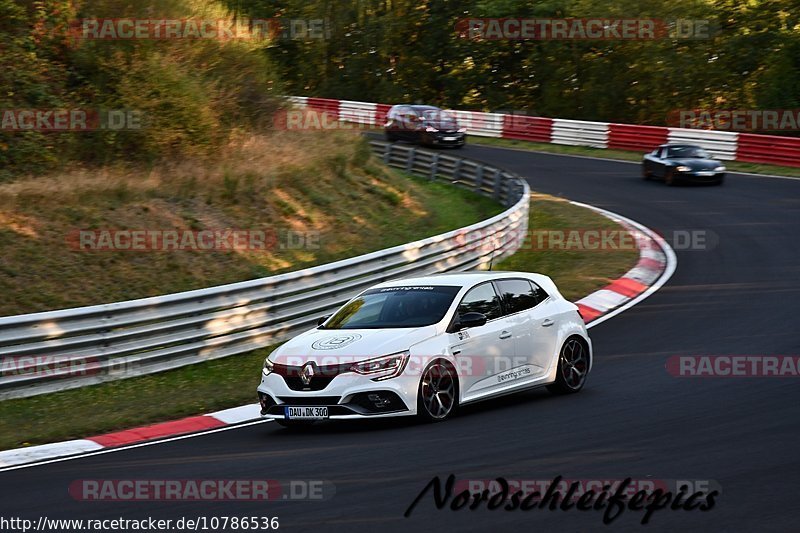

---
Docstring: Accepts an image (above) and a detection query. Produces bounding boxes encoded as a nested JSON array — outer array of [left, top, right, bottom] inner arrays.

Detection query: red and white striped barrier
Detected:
[[296, 96, 800, 167]]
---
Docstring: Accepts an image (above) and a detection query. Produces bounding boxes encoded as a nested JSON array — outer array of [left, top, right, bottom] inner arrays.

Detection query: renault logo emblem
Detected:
[[300, 362, 316, 386]]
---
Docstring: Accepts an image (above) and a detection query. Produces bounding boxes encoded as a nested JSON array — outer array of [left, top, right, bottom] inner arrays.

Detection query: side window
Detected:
[[496, 279, 538, 315], [407, 110, 420, 123], [457, 283, 502, 321], [530, 281, 549, 305], [658, 147, 668, 158]]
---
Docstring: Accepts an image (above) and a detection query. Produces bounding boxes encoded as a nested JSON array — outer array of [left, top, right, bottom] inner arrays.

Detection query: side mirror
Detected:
[[455, 312, 487, 330], [317, 315, 331, 326]]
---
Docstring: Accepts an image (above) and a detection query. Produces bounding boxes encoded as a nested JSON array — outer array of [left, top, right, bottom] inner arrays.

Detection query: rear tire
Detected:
[[547, 337, 590, 395], [385, 131, 398, 142], [417, 360, 459, 422]]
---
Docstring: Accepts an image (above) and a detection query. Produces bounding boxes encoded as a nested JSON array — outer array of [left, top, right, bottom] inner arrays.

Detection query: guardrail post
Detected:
[[475, 165, 484, 192], [493, 169, 502, 201], [430, 153, 440, 180], [383, 143, 392, 164], [508, 182, 520, 207], [453, 159, 462, 181], [406, 148, 416, 172]]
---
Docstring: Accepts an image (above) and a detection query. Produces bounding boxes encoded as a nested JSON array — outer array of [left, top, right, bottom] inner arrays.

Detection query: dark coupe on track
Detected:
[[384, 105, 466, 147], [642, 144, 726, 185]]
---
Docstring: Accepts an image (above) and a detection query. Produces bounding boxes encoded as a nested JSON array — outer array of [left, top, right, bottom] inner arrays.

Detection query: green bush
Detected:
[[0, 0, 282, 178]]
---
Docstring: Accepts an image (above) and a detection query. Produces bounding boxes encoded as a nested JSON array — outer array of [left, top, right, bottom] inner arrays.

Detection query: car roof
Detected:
[[372, 271, 554, 290], [389, 104, 442, 112], [659, 143, 704, 149]]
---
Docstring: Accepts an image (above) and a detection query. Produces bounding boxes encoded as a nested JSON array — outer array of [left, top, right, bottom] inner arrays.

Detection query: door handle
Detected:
[[499, 331, 512, 339], [541, 319, 555, 327]]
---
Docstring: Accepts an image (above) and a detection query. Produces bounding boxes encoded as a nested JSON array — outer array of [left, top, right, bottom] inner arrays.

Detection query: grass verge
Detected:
[[470, 136, 800, 179], [0, 132, 500, 316], [496, 193, 639, 301], [0, 193, 639, 451]]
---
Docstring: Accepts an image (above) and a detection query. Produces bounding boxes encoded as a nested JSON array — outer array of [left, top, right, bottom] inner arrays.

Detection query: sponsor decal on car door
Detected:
[[449, 282, 517, 399]]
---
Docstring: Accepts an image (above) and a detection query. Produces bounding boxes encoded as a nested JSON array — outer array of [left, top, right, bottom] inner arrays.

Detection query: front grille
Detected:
[[273, 362, 351, 391], [278, 396, 341, 406]]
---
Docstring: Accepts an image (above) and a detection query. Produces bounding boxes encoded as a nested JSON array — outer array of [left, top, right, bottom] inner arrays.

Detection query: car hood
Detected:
[[424, 119, 460, 131], [269, 325, 438, 366], [668, 158, 722, 170]]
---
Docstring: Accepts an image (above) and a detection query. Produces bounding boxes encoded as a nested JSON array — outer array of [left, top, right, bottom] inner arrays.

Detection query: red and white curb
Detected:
[[0, 204, 675, 471], [0, 404, 262, 470], [571, 201, 677, 329]]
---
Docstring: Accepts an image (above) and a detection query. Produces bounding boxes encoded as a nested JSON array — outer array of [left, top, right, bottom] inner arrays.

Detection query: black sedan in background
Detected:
[[642, 144, 726, 185], [384, 105, 466, 147]]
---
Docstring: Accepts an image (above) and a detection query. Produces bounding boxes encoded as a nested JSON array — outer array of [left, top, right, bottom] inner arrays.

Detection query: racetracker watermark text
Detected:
[[67, 229, 320, 252], [456, 18, 714, 40], [1, 109, 142, 132], [70, 18, 330, 41], [69, 479, 333, 501], [669, 109, 800, 131], [667, 356, 800, 377]]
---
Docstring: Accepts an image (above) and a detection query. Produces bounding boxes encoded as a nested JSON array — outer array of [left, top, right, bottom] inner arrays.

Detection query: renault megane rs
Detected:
[[257, 271, 592, 425]]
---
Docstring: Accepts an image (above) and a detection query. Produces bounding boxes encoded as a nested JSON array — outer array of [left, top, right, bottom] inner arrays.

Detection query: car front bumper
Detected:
[[257, 370, 419, 420], [676, 171, 725, 182], [424, 132, 466, 146]]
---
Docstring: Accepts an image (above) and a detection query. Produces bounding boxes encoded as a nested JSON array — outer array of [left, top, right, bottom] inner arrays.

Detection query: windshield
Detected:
[[668, 146, 711, 159], [323, 285, 461, 329], [421, 109, 456, 122]]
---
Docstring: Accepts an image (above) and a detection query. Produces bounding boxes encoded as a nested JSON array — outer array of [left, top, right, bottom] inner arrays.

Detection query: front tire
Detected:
[[664, 168, 677, 186], [642, 165, 652, 180], [547, 337, 590, 395], [417, 360, 458, 422]]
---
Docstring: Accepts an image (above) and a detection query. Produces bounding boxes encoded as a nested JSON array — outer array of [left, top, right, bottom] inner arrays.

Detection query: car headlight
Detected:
[[715, 166, 726, 171], [457, 127, 467, 133], [350, 351, 410, 381], [425, 126, 438, 132], [262, 357, 274, 376], [675, 166, 692, 172]]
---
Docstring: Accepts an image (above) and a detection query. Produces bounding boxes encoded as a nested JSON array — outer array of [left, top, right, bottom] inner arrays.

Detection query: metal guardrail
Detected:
[[0, 141, 530, 400]]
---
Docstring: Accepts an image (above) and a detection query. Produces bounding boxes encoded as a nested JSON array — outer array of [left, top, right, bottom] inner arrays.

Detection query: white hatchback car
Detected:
[[257, 272, 592, 425]]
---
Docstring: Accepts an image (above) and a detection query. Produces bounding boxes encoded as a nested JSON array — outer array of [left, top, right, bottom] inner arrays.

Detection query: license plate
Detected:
[[285, 406, 328, 420], [443, 136, 458, 141], [697, 171, 715, 176]]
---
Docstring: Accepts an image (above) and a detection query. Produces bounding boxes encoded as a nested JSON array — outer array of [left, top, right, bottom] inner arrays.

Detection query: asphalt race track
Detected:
[[2, 145, 799, 532]]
